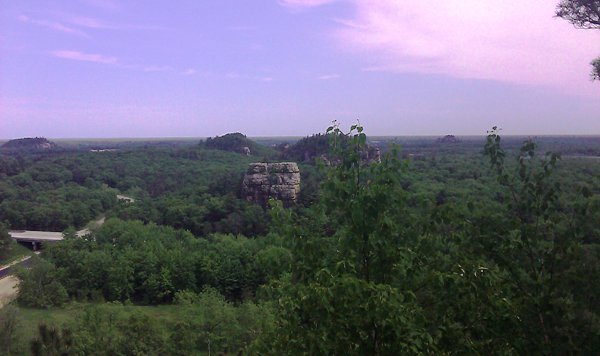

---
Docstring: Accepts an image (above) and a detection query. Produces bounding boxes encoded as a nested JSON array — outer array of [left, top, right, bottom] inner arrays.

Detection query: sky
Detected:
[[1, 0, 599, 138]]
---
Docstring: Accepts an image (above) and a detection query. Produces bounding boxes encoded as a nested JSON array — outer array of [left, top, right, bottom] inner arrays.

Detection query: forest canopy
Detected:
[[2, 124, 599, 354]]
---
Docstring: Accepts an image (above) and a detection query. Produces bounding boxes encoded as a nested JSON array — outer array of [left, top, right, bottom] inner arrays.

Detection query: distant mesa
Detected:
[[204, 132, 256, 155], [278, 133, 330, 162], [436, 135, 461, 144], [1, 137, 57, 151], [279, 133, 380, 164]]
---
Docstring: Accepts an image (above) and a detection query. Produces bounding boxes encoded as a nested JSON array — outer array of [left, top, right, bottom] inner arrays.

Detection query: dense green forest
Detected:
[[1, 126, 599, 354]]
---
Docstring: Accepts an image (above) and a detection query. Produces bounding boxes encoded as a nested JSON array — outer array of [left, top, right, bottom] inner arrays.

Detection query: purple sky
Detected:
[[1, 0, 599, 138]]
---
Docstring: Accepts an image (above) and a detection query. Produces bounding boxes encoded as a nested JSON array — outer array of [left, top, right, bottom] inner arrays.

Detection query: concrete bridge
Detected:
[[9, 231, 64, 250], [8, 216, 106, 250]]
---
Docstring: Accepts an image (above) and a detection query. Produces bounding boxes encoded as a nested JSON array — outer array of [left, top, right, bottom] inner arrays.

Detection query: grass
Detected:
[[9, 302, 185, 355], [0, 244, 33, 268]]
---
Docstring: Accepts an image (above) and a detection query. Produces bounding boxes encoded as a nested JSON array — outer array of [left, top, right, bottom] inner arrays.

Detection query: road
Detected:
[[0, 194, 132, 308], [8, 192, 132, 243], [0, 276, 18, 308], [0, 256, 31, 309], [9, 215, 108, 243]]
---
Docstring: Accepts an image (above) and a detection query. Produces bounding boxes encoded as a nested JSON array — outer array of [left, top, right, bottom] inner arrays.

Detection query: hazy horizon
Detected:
[[2, 1, 599, 138], [2, 133, 600, 142]]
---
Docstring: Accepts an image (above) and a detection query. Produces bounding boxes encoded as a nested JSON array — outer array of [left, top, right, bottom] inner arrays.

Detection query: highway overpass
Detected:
[[9, 231, 63, 250]]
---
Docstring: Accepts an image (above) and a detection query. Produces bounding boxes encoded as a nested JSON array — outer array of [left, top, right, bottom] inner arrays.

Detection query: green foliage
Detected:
[[203, 132, 277, 159], [279, 133, 332, 162], [169, 288, 274, 355], [0, 144, 270, 234], [4, 127, 600, 354], [0, 222, 14, 260], [259, 124, 600, 354], [0, 305, 19, 355], [16, 258, 68, 308], [257, 124, 437, 353], [9, 290, 274, 355], [30, 323, 74, 356], [483, 127, 599, 353], [38, 219, 290, 304], [120, 313, 167, 355], [322, 122, 407, 283], [257, 273, 431, 355]]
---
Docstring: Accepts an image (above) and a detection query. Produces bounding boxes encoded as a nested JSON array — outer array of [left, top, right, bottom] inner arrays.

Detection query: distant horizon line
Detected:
[[1, 133, 600, 141]]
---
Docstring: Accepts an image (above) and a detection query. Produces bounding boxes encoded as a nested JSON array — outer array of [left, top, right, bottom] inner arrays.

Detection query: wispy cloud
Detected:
[[317, 74, 340, 80], [63, 14, 169, 31], [67, 15, 115, 29], [279, 0, 339, 8], [18, 15, 88, 37], [50, 50, 117, 64], [333, 0, 600, 91], [48, 50, 196, 76]]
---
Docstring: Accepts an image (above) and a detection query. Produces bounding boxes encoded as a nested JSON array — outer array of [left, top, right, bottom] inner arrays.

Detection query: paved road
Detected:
[[9, 215, 108, 243], [75, 216, 106, 237], [0, 198, 128, 308], [0, 257, 31, 309], [0, 256, 33, 278]]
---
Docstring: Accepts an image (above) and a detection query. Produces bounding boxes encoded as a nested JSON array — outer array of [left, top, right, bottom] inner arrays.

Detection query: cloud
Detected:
[[48, 51, 192, 76], [50, 50, 117, 64], [332, 0, 600, 91], [18, 15, 88, 37], [67, 15, 115, 29], [279, 0, 339, 9], [63, 14, 169, 31], [317, 73, 340, 80]]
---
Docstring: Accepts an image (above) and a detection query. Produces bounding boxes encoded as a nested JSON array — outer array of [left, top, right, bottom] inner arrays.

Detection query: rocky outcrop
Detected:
[[1, 137, 57, 151], [242, 162, 301, 207], [205, 133, 256, 155], [436, 135, 461, 144]]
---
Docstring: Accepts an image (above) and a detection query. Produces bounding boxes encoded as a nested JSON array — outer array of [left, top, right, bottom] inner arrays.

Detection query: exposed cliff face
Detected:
[[242, 162, 300, 207]]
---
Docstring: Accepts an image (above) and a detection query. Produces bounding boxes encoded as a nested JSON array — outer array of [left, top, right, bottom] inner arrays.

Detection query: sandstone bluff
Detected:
[[242, 162, 301, 207]]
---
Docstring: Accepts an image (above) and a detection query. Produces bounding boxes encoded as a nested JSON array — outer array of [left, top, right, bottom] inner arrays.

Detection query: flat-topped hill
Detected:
[[1, 137, 57, 151], [202, 132, 276, 157]]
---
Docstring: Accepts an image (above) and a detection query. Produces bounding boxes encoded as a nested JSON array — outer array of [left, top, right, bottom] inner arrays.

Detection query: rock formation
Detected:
[[242, 162, 301, 207], [204, 132, 256, 155], [279, 133, 381, 164], [1, 137, 57, 151], [436, 135, 461, 144]]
